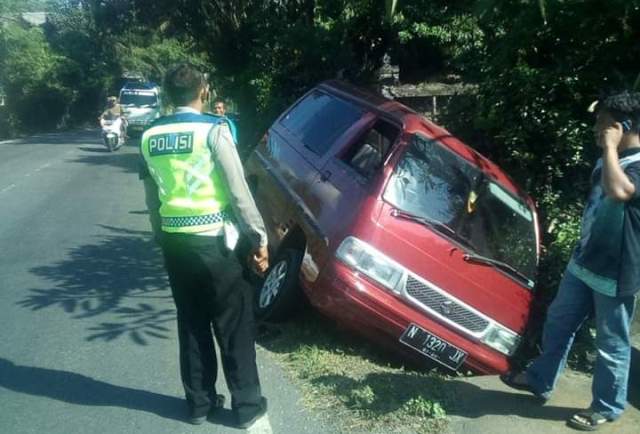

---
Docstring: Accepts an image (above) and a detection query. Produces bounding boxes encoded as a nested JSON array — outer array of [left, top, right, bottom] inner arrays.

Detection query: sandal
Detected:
[[567, 410, 611, 431]]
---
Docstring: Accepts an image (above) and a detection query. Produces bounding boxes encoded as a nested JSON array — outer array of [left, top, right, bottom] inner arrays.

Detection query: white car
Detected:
[[120, 84, 161, 136]]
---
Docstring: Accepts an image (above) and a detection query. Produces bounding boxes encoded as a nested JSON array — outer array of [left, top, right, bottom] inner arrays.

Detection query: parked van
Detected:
[[245, 81, 540, 374]]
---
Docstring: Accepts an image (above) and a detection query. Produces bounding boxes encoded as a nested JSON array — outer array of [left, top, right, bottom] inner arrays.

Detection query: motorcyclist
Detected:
[[99, 96, 127, 139]]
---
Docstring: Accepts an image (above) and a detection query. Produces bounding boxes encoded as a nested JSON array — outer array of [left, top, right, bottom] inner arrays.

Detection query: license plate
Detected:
[[399, 323, 467, 371]]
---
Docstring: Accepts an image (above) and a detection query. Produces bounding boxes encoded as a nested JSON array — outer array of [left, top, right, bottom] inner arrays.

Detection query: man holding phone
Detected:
[[501, 90, 640, 431]]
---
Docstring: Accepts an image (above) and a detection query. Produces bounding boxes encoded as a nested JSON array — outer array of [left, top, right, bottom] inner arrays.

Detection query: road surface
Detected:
[[0, 131, 331, 434]]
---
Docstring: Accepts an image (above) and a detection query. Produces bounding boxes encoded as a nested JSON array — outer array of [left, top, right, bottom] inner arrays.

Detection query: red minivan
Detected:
[[245, 81, 540, 374]]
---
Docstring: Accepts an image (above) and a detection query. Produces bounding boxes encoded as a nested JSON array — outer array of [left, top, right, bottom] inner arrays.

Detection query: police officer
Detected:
[[139, 64, 269, 429]]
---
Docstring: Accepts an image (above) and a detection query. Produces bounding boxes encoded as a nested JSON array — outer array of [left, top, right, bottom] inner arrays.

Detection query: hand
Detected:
[[248, 246, 269, 276], [598, 122, 624, 150]]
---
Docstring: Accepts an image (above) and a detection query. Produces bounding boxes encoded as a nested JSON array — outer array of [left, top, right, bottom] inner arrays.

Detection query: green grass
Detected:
[[257, 311, 454, 433]]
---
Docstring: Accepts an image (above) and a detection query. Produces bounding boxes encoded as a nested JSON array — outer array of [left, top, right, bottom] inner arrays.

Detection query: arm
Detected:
[[209, 123, 269, 273], [601, 124, 636, 201], [118, 105, 127, 127], [139, 159, 163, 242], [226, 118, 238, 144]]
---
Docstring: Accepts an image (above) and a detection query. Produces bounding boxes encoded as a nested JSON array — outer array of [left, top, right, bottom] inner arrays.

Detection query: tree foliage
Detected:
[[436, 1, 640, 299], [120, 1, 638, 363], [0, 0, 206, 137], [2, 3, 639, 351]]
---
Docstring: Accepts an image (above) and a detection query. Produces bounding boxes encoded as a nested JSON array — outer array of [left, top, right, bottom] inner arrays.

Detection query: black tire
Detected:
[[255, 248, 303, 321]]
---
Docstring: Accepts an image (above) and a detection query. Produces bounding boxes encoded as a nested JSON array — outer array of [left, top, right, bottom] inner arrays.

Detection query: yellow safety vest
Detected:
[[140, 112, 230, 233]]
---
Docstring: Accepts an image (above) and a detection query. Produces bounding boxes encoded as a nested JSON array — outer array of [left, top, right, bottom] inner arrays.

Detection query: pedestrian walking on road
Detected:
[[501, 90, 640, 431], [139, 63, 269, 429]]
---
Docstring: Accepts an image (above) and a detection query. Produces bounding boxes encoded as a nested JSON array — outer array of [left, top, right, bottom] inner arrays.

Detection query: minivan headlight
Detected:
[[336, 237, 404, 293], [482, 323, 521, 356]]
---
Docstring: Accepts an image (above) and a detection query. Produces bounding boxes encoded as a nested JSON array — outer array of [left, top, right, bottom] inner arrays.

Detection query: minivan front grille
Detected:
[[404, 276, 489, 333]]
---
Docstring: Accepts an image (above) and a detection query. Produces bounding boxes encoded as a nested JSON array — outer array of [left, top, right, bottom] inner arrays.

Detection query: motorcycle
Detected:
[[100, 117, 126, 152]]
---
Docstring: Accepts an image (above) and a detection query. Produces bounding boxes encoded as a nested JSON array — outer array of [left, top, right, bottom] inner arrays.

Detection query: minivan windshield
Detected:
[[383, 135, 537, 285], [120, 92, 158, 107]]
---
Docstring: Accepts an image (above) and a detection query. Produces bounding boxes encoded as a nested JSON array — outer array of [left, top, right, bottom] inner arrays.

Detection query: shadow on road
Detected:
[[77, 146, 111, 153], [444, 379, 577, 421], [17, 225, 175, 345], [0, 358, 185, 421], [3, 129, 102, 146], [70, 144, 141, 174]]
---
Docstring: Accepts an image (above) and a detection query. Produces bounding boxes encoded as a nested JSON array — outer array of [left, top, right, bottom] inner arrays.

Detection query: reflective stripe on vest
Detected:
[[141, 113, 230, 233]]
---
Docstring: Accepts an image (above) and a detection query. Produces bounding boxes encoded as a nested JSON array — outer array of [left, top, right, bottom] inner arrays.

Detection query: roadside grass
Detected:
[[257, 311, 453, 433]]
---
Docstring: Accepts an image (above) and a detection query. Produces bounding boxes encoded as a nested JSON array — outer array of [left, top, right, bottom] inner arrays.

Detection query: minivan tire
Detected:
[[255, 248, 303, 321]]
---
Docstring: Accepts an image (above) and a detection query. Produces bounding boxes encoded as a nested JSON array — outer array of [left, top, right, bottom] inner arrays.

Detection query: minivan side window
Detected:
[[281, 90, 363, 156], [343, 120, 399, 179]]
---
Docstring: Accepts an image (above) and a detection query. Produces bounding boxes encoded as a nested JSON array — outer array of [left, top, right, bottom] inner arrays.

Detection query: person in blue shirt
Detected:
[[214, 99, 238, 144], [501, 90, 640, 431]]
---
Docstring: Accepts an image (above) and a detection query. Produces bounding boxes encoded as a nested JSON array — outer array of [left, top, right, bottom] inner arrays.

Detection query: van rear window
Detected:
[[281, 90, 363, 156]]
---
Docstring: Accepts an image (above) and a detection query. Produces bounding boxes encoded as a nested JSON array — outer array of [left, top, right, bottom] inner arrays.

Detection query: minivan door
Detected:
[[308, 115, 401, 244], [271, 90, 373, 220], [263, 89, 369, 281], [276, 89, 365, 173]]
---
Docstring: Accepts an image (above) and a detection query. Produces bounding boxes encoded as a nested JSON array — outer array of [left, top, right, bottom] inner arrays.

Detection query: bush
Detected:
[[0, 106, 17, 139]]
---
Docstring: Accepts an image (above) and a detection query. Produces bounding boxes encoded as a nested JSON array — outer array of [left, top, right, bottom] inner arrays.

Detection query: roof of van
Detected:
[[319, 80, 414, 122], [318, 80, 530, 202], [121, 81, 159, 91]]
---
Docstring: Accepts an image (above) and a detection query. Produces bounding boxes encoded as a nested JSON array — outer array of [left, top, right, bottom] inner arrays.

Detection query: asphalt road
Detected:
[[0, 131, 331, 434], [2, 130, 639, 434]]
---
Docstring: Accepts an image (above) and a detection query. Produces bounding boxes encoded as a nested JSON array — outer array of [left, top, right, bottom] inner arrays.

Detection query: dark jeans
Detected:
[[527, 270, 636, 419], [161, 233, 263, 418]]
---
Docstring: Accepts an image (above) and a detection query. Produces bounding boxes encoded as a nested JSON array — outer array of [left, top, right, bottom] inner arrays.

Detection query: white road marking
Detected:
[[2, 148, 78, 192], [246, 413, 273, 434], [0, 183, 16, 193], [34, 162, 51, 172]]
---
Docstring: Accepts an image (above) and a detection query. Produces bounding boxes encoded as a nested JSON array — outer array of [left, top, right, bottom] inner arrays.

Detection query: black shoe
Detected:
[[500, 371, 547, 403], [235, 397, 268, 429], [567, 409, 613, 431], [188, 394, 226, 425]]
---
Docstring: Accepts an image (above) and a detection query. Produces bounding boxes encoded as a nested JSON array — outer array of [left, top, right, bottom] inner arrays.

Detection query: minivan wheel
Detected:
[[255, 248, 303, 321]]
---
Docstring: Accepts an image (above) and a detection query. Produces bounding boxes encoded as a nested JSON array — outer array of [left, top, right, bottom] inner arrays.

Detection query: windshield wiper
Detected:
[[390, 208, 479, 254], [391, 208, 480, 252], [463, 253, 533, 288], [391, 208, 454, 235]]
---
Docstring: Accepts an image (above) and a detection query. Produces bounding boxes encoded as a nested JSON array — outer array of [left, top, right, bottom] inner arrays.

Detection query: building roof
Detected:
[[0, 12, 47, 27], [383, 82, 478, 97], [21, 12, 47, 26]]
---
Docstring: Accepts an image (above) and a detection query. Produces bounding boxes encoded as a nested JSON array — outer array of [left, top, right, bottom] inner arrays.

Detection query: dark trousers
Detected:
[[161, 233, 262, 418]]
